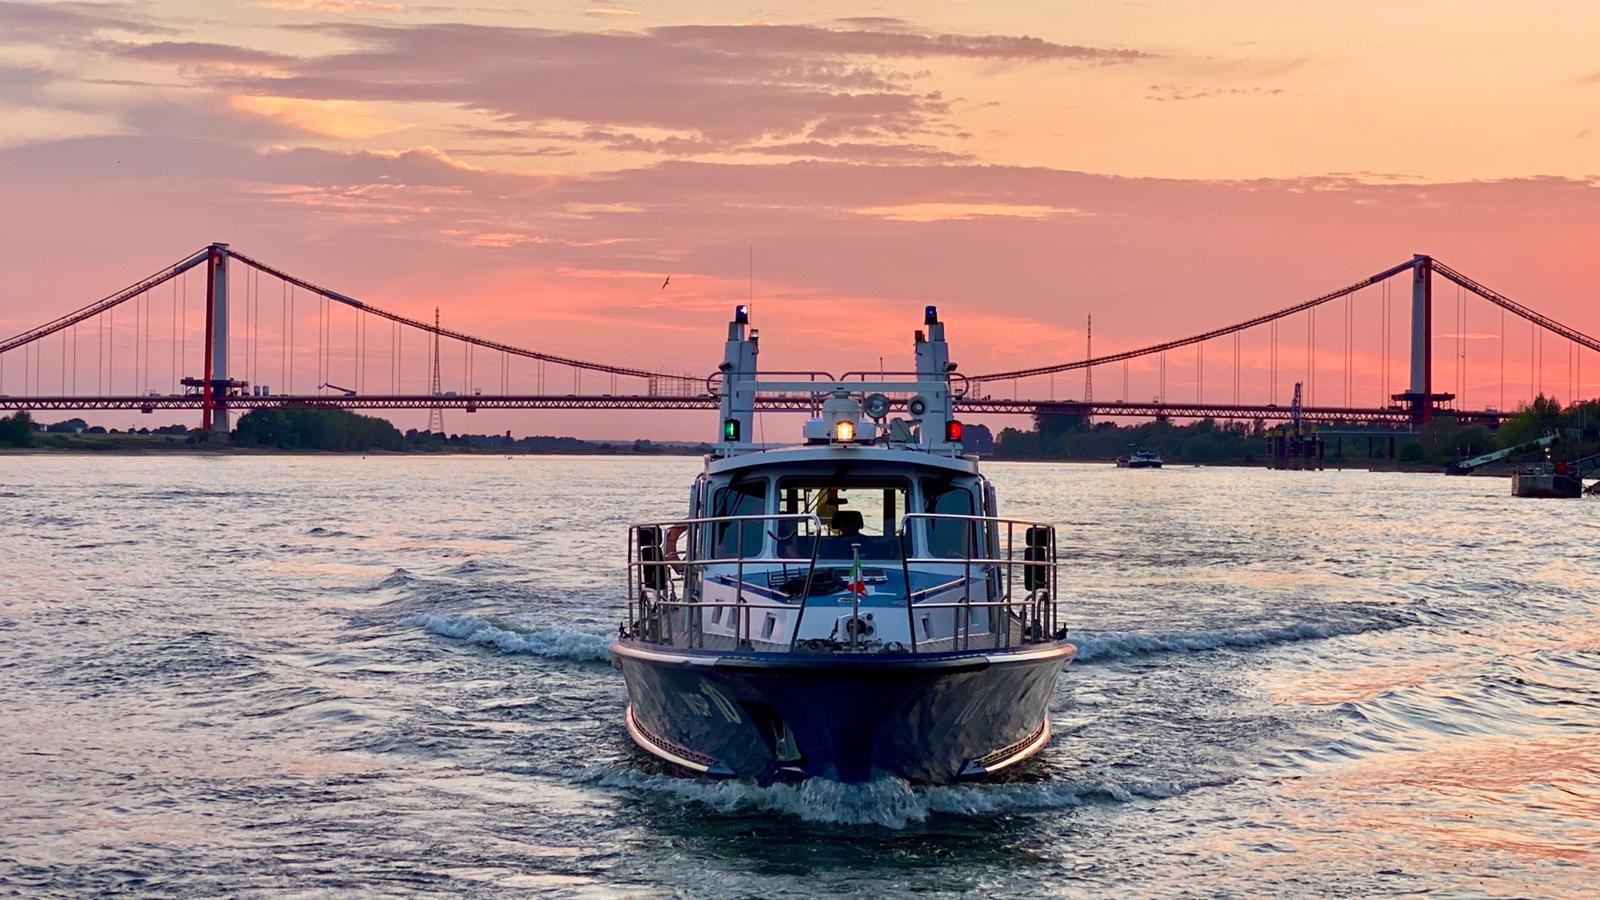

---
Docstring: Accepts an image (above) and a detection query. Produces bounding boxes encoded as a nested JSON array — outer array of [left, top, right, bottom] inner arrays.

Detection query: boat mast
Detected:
[[913, 306, 958, 450], [717, 305, 758, 452]]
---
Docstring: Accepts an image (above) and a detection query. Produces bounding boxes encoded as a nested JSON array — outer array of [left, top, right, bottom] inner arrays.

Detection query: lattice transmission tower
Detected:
[[1083, 314, 1093, 424], [426, 306, 445, 434]]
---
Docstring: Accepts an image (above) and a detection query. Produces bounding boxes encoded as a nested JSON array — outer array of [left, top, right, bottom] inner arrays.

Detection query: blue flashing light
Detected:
[[735, 304, 749, 324], [925, 305, 938, 325]]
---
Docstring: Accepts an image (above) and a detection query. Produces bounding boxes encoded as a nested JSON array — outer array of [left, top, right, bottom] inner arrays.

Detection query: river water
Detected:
[[1, 455, 1597, 896]]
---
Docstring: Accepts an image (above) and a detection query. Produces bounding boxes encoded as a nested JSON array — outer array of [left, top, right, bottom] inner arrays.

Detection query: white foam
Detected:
[[588, 768, 1188, 830], [401, 613, 611, 663], [1072, 618, 1403, 663]]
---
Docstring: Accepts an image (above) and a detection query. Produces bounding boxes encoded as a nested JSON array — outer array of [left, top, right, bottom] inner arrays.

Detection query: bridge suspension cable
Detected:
[[0, 248, 209, 356], [967, 256, 1599, 413], [1430, 260, 1600, 355], [2, 243, 696, 391], [226, 249, 681, 382], [970, 258, 1418, 382]]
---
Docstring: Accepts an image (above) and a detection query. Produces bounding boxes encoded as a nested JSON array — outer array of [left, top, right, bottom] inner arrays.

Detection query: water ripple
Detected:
[[3, 457, 1597, 895]]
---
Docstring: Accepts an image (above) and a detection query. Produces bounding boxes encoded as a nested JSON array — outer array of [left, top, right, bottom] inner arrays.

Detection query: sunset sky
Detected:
[[2, 0, 1598, 437]]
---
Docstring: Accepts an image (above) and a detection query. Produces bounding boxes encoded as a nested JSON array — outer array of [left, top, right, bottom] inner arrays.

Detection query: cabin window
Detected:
[[920, 478, 978, 559], [776, 478, 908, 560], [711, 479, 767, 558]]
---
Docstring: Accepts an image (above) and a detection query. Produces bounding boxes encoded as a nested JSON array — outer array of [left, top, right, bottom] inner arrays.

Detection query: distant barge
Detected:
[[1511, 463, 1583, 499]]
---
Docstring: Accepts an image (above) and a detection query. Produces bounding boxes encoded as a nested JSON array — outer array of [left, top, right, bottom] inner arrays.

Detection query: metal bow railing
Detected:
[[625, 511, 1061, 655]]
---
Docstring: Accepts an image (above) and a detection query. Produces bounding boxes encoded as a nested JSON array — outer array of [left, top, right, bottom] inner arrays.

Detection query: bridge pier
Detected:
[[203, 242, 230, 433]]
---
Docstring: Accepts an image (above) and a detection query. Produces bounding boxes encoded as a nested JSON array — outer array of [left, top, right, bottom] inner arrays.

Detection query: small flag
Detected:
[[848, 556, 867, 595]]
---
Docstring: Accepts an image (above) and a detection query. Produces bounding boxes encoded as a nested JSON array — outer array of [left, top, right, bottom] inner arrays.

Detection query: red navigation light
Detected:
[[945, 420, 963, 442]]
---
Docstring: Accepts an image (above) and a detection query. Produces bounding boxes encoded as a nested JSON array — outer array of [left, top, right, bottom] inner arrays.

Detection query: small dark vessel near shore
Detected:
[[1116, 450, 1163, 469], [611, 305, 1074, 784]]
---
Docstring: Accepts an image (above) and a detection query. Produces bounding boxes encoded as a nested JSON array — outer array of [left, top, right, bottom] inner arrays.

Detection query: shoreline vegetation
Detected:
[[988, 395, 1598, 476], [0, 408, 710, 457], [2, 398, 1596, 473]]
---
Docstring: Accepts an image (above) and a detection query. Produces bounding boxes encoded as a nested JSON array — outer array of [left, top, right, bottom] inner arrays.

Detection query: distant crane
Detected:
[[321, 382, 356, 397]]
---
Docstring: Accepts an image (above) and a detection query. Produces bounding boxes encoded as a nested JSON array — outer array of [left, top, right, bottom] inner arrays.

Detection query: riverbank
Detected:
[[984, 454, 1533, 477], [0, 438, 1558, 474], [0, 432, 707, 456]]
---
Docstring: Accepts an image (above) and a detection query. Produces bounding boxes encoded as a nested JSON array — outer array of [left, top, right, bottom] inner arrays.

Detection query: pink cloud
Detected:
[[102, 19, 1149, 152], [259, 1, 405, 12], [0, 1, 170, 46], [647, 24, 1152, 63], [116, 40, 295, 68]]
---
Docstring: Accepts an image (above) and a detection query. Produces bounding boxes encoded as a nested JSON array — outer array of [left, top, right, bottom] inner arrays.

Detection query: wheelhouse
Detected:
[[692, 451, 993, 564], [628, 447, 1059, 656]]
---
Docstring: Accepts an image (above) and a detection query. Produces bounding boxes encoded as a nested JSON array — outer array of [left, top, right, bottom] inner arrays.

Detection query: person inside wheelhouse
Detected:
[[703, 467, 985, 564]]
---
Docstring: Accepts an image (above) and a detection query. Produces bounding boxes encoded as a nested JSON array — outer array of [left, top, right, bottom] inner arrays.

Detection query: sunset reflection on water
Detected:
[[2, 456, 1597, 895]]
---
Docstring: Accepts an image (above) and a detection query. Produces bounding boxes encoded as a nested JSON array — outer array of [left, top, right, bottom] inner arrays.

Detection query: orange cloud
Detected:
[[470, 232, 545, 248], [258, 1, 406, 12], [854, 202, 1083, 222], [229, 95, 402, 139]]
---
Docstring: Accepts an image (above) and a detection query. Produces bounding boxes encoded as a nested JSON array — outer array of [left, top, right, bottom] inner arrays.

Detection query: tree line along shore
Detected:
[[991, 394, 1598, 471], [2, 398, 1596, 470], [0, 408, 709, 456]]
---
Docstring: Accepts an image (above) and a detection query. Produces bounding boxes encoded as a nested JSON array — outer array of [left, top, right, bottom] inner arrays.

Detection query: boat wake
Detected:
[[1072, 609, 1416, 663], [587, 767, 1204, 830], [400, 613, 611, 663]]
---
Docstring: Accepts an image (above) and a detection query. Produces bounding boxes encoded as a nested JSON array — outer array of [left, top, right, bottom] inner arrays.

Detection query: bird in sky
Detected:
[[661, 276, 671, 290]]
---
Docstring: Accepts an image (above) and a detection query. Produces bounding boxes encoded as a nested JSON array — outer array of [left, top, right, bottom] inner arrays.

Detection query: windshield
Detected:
[[775, 477, 908, 560]]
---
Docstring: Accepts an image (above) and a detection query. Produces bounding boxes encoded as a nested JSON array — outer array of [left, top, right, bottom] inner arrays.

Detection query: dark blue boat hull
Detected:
[[611, 641, 1074, 784]]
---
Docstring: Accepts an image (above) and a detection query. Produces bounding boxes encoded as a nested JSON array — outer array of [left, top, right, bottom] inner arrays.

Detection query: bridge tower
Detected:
[[202, 242, 231, 433], [1392, 254, 1453, 423]]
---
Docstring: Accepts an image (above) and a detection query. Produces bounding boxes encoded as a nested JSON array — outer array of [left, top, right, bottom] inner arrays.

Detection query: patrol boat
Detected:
[[610, 305, 1075, 784]]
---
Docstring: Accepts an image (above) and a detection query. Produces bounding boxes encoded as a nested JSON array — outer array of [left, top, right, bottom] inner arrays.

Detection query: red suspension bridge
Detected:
[[2, 243, 1596, 432]]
